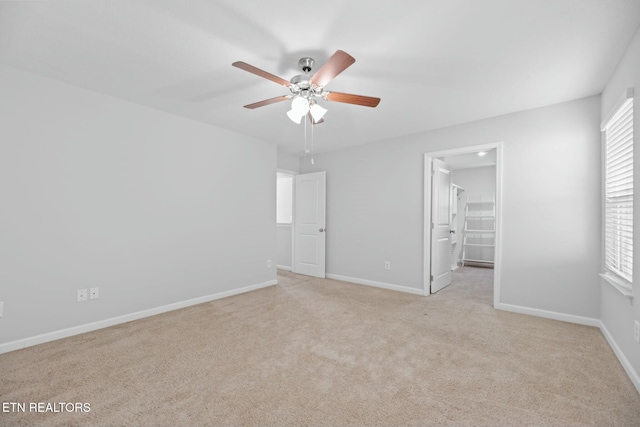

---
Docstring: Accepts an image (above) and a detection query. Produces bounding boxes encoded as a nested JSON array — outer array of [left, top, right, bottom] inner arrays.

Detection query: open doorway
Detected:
[[448, 152, 497, 270], [447, 150, 497, 306], [424, 143, 502, 308], [276, 171, 296, 271]]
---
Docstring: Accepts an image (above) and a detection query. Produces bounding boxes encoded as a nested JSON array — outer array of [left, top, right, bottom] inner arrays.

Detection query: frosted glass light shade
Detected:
[[310, 103, 327, 122], [291, 97, 309, 114], [287, 109, 303, 124]]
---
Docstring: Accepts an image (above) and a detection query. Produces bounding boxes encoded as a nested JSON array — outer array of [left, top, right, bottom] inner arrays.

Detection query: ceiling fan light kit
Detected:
[[286, 98, 327, 124]]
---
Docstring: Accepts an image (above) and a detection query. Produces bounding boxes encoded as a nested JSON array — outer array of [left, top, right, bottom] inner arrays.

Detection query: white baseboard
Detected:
[[0, 279, 278, 355], [496, 303, 600, 327], [326, 273, 425, 296], [599, 321, 640, 395], [276, 265, 292, 271]]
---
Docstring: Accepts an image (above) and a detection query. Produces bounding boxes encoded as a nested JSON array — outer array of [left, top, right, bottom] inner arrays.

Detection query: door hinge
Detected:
[[430, 275, 433, 282]]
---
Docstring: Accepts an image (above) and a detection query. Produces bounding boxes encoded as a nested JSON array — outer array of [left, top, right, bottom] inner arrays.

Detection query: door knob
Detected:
[[319, 228, 325, 232]]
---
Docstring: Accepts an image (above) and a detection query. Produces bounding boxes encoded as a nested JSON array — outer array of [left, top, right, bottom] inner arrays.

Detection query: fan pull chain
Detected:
[[303, 113, 308, 162], [311, 117, 314, 165]]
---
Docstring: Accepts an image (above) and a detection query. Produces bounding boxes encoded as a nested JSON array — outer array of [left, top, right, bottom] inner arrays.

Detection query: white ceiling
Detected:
[[1, 1, 639, 155]]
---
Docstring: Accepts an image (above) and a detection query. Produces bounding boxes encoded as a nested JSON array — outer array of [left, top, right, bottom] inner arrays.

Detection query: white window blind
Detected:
[[603, 94, 634, 284]]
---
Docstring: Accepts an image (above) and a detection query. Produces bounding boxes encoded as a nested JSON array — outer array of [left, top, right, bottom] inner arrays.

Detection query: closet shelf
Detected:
[[463, 258, 495, 264], [462, 197, 495, 268]]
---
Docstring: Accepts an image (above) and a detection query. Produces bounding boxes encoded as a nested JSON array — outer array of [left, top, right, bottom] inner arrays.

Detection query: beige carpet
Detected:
[[1, 267, 639, 427]]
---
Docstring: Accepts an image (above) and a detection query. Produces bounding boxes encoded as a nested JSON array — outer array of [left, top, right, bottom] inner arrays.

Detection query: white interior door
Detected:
[[294, 171, 326, 278], [430, 159, 452, 293]]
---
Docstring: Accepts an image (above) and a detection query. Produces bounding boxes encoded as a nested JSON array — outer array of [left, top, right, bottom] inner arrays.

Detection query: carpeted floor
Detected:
[[1, 267, 639, 426]]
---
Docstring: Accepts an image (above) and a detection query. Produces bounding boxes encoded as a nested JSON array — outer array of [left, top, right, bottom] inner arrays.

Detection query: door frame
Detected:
[[423, 142, 503, 308]]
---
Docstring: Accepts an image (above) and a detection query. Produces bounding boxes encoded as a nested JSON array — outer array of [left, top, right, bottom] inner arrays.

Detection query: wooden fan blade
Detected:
[[243, 96, 289, 109], [307, 112, 324, 125], [232, 61, 291, 87], [310, 50, 355, 87], [325, 91, 380, 108]]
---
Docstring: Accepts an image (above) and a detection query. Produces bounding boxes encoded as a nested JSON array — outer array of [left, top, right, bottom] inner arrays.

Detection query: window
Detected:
[[602, 89, 634, 294], [276, 173, 293, 224]]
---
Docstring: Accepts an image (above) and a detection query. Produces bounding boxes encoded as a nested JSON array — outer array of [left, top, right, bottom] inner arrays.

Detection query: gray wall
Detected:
[[0, 65, 277, 345], [600, 27, 640, 383], [277, 150, 300, 173], [301, 96, 601, 319], [277, 226, 293, 269]]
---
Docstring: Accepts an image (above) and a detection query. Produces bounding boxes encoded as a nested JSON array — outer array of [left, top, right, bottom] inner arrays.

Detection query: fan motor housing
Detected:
[[290, 74, 311, 89]]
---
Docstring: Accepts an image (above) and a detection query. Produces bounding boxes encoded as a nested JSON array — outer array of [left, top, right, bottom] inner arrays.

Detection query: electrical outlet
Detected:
[[77, 289, 87, 302], [90, 287, 99, 300], [0, 301, 4, 317], [384, 261, 391, 270], [634, 320, 640, 343], [266, 259, 272, 268]]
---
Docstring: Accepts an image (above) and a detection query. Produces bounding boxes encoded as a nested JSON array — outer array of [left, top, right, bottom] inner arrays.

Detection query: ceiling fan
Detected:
[[232, 50, 380, 125]]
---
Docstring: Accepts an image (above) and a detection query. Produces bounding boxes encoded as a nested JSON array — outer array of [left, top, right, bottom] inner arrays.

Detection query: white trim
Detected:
[[599, 321, 640, 395], [497, 303, 600, 327], [326, 273, 425, 296], [423, 142, 502, 159], [423, 155, 433, 294], [493, 143, 504, 308], [423, 141, 503, 304], [277, 265, 292, 271], [277, 168, 299, 176], [600, 87, 634, 131], [0, 279, 278, 355], [600, 272, 634, 299]]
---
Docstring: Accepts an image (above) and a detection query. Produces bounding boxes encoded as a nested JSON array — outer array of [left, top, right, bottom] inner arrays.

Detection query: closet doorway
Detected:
[[424, 143, 502, 308]]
